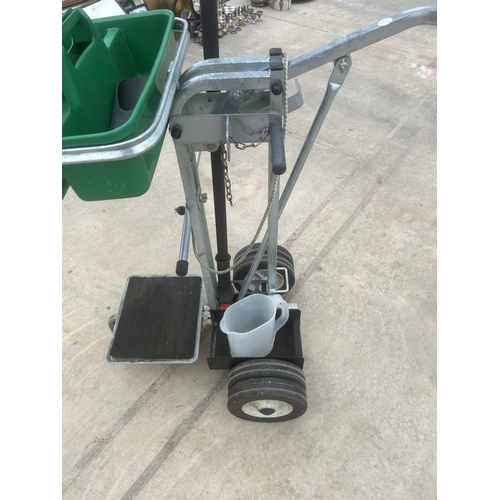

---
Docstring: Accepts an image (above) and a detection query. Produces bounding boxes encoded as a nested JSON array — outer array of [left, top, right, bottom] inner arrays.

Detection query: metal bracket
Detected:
[[271, 267, 290, 294], [170, 113, 278, 149]]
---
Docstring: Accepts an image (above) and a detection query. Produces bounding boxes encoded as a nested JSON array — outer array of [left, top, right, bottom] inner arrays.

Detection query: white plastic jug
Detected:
[[220, 294, 289, 357]]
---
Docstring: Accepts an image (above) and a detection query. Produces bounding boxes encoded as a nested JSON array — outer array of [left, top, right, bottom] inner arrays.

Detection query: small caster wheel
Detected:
[[108, 313, 118, 332], [233, 243, 296, 293], [227, 359, 307, 422]]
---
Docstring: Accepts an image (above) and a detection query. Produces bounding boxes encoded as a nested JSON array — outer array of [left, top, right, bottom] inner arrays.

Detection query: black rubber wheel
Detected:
[[228, 358, 306, 389], [234, 244, 294, 267], [227, 359, 307, 422], [233, 243, 296, 293], [108, 313, 118, 332]]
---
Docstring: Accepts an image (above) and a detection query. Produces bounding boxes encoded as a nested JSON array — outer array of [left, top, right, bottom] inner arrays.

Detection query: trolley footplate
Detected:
[[107, 275, 204, 364]]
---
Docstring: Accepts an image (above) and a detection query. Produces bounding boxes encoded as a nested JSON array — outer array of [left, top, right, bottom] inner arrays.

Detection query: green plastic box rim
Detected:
[[62, 8, 175, 149]]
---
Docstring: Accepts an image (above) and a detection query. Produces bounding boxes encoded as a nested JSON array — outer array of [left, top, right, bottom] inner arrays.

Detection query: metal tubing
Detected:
[[170, 71, 270, 117], [178, 207, 191, 257], [211, 152, 230, 258], [199, 0, 234, 306], [200, 0, 219, 59], [266, 49, 285, 295], [279, 57, 351, 218], [178, 57, 269, 87], [288, 6, 437, 79], [278, 85, 341, 218], [267, 174, 279, 293], [211, 148, 234, 305], [239, 230, 270, 300], [178, 206, 191, 261], [175, 144, 218, 309], [176, 206, 191, 277], [238, 57, 352, 299]]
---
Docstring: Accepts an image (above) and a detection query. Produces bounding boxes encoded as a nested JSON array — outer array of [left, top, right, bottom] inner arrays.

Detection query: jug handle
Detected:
[[269, 294, 289, 333]]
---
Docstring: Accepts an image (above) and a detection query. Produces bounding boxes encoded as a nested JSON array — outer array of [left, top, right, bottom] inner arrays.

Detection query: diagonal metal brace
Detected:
[[238, 55, 353, 299]]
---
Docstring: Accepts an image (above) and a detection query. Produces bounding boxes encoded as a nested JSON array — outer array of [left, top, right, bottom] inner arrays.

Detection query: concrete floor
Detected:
[[62, 1, 437, 498]]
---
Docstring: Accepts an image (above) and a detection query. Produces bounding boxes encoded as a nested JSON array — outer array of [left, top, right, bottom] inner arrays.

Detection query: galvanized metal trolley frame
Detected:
[[62, 6, 437, 422]]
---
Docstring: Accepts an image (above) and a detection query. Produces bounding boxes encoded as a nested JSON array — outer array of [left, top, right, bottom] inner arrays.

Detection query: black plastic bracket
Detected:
[[207, 308, 304, 370]]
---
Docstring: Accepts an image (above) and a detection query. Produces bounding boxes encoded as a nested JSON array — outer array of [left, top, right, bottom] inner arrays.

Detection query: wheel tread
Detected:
[[226, 359, 308, 422]]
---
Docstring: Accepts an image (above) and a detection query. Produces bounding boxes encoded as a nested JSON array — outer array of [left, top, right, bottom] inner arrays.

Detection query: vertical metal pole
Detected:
[[210, 148, 234, 306], [267, 48, 285, 294], [174, 144, 218, 310], [267, 169, 279, 293], [199, 0, 234, 306], [176, 205, 191, 277], [200, 0, 219, 59]]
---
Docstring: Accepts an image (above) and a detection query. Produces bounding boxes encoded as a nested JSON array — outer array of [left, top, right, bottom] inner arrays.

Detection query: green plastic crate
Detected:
[[62, 8, 178, 201], [63, 137, 166, 201], [62, 8, 175, 148]]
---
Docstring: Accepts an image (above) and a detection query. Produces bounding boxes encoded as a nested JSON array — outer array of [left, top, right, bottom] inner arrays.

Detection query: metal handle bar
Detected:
[[288, 6, 437, 78], [170, 7, 436, 120], [178, 57, 270, 88], [176, 5, 436, 87]]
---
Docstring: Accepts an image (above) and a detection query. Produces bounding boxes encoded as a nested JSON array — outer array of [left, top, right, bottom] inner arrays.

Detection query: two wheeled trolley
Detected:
[[62, 4, 437, 422]]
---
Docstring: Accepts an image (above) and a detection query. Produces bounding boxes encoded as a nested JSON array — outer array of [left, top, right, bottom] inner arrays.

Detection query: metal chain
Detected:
[[229, 128, 270, 150], [221, 147, 233, 207], [191, 175, 279, 275], [283, 52, 289, 140], [222, 128, 270, 207]]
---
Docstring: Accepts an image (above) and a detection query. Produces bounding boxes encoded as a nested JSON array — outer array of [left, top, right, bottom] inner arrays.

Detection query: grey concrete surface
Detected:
[[62, 1, 437, 498]]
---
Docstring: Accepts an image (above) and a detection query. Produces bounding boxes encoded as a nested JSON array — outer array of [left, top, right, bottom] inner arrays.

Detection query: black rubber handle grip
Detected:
[[176, 260, 189, 277], [269, 114, 286, 175]]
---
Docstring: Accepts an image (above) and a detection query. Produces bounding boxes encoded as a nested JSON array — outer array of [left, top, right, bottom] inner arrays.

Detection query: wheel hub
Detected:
[[252, 270, 285, 291], [241, 399, 293, 418]]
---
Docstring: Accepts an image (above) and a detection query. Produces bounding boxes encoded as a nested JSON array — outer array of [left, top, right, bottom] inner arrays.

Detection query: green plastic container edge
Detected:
[[62, 128, 166, 201], [62, 8, 175, 149]]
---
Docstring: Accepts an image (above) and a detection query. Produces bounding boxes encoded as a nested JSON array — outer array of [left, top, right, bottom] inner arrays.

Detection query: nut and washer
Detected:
[[232, 90, 244, 101]]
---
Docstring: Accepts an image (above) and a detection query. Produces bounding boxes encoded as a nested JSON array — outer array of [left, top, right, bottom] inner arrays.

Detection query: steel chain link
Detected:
[[221, 148, 233, 207], [229, 128, 270, 151], [283, 52, 288, 139], [191, 175, 279, 275]]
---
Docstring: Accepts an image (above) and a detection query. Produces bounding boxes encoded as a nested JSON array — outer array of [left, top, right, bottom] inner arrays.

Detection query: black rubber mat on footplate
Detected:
[[107, 275, 204, 363]]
